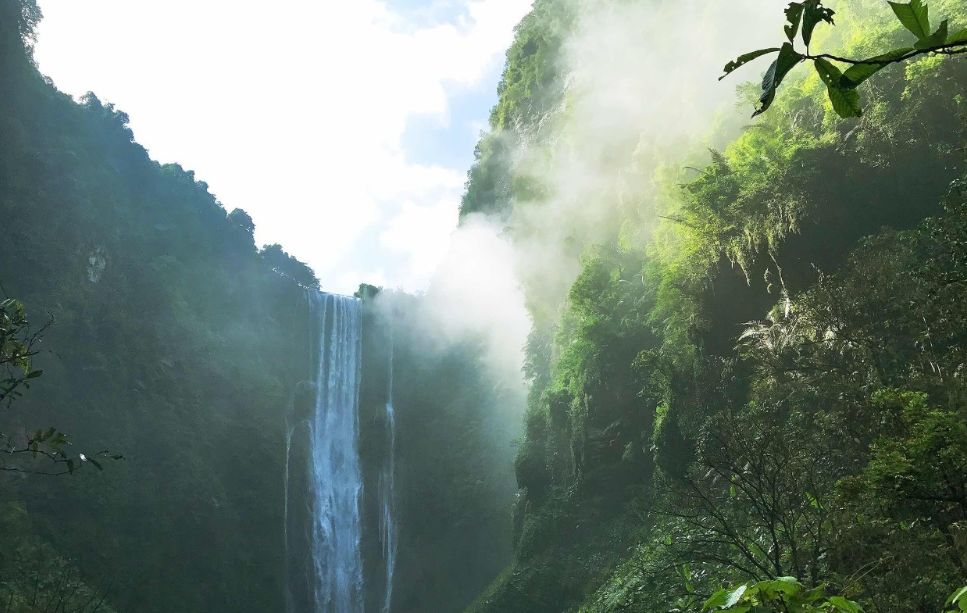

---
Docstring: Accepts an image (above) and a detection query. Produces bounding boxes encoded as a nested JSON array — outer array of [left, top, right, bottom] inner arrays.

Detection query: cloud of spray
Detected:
[[420, 214, 533, 389], [396, 0, 788, 392]]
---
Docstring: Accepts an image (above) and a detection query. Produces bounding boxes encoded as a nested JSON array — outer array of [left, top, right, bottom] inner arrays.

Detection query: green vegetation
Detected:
[[1, 296, 120, 476], [0, 1, 313, 609], [704, 578, 861, 612], [0, 1, 516, 609], [946, 586, 967, 613], [3, 0, 967, 610], [467, 0, 967, 611], [724, 0, 967, 117], [460, 0, 575, 219]]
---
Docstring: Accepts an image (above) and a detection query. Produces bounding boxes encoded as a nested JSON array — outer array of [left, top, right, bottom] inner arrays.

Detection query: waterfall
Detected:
[[378, 328, 398, 613], [309, 293, 364, 612], [285, 292, 364, 613]]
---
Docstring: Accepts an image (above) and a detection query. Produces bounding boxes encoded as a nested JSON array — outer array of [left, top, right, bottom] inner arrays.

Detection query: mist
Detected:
[[399, 0, 786, 391]]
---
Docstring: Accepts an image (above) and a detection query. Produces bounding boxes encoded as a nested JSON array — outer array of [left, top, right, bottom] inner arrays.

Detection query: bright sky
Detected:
[[33, 0, 533, 294]]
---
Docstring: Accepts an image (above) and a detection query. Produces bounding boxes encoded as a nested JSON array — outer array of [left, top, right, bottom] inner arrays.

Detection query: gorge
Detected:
[[0, 0, 966, 611]]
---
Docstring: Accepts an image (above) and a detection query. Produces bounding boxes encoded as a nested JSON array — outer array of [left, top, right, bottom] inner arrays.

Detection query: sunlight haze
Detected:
[[33, 0, 533, 293]]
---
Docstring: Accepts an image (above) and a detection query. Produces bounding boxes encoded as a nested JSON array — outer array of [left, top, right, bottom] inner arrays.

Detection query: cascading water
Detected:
[[378, 328, 398, 613], [285, 292, 364, 613]]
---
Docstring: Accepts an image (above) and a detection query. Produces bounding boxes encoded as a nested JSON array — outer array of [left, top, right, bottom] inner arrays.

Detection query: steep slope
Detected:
[[461, 0, 967, 610], [0, 3, 318, 609]]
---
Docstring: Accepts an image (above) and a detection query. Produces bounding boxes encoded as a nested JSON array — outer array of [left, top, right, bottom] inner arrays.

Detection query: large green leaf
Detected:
[[785, 2, 805, 41], [754, 43, 804, 117], [720, 48, 781, 80], [947, 586, 967, 611], [827, 595, 863, 612], [949, 586, 967, 604], [704, 588, 731, 609], [889, 0, 931, 40], [802, 0, 835, 48], [915, 19, 948, 49], [841, 47, 913, 87], [755, 577, 802, 598], [949, 28, 967, 44], [814, 58, 862, 118], [723, 584, 747, 607]]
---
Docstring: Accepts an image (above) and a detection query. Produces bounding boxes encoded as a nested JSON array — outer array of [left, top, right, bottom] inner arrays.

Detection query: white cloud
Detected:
[[380, 195, 461, 290], [423, 214, 532, 387], [33, 0, 533, 293]]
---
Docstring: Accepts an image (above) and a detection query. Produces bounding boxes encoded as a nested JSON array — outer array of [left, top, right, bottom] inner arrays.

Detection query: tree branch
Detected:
[[806, 41, 967, 66]]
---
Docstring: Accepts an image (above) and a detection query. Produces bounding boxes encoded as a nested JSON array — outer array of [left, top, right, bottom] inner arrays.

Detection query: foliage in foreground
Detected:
[[1, 297, 120, 476], [705, 578, 861, 613], [723, 0, 967, 117]]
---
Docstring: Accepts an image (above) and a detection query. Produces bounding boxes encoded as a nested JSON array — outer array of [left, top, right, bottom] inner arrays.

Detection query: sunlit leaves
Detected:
[[840, 48, 913, 87], [814, 58, 862, 117], [723, 0, 965, 118], [915, 19, 949, 49], [887, 2, 962, 50], [704, 577, 863, 612], [827, 596, 863, 613], [946, 586, 967, 613], [889, 0, 932, 40], [723, 584, 746, 608]]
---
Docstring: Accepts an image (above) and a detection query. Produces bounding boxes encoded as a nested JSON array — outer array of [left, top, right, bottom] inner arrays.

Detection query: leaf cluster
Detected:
[[704, 577, 861, 613], [722, 0, 967, 118], [0, 297, 45, 407]]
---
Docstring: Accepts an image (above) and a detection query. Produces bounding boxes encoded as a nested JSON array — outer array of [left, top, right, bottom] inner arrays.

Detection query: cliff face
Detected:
[[0, 9, 521, 607], [358, 292, 520, 613], [459, 0, 967, 610], [0, 5, 318, 609]]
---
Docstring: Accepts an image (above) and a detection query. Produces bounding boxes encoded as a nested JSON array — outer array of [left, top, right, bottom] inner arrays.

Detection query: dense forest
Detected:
[[2, 0, 967, 611]]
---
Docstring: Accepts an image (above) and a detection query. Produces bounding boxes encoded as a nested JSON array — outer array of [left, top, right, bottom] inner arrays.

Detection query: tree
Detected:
[[0, 294, 119, 475], [228, 207, 255, 236], [259, 244, 319, 289], [722, 0, 967, 117], [658, 410, 837, 587], [0, 0, 41, 50]]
